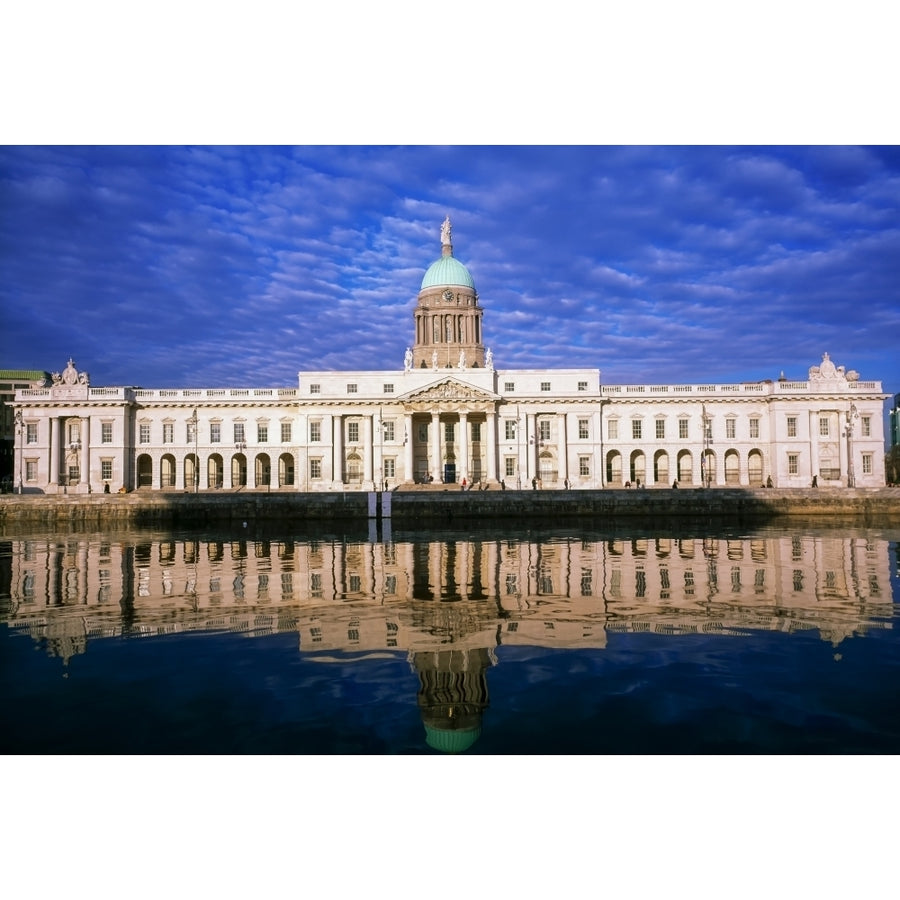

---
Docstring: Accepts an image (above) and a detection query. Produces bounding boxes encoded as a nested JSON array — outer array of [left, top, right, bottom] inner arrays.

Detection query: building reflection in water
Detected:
[[1, 530, 895, 750]]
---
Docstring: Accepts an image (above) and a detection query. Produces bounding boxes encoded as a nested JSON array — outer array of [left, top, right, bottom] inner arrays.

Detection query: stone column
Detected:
[[364, 415, 374, 488], [431, 412, 441, 481], [49, 416, 59, 488], [459, 412, 469, 482], [486, 410, 497, 481], [81, 415, 91, 490], [526, 413, 536, 481], [243, 450, 253, 489], [404, 413, 414, 482], [333, 416, 343, 487], [808, 409, 820, 483], [558, 414, 568, 485]]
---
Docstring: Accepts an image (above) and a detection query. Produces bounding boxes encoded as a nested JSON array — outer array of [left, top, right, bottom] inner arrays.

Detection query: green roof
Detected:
[[421, 255, 475, 290], [0, 369, 49, 381]]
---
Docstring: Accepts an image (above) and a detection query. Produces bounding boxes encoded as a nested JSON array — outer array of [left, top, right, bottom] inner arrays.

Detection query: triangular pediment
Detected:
[[398, 377, 499, 405]]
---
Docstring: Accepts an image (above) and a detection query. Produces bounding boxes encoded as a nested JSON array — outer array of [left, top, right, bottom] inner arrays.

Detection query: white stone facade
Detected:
[[12, 229, 888, 493]]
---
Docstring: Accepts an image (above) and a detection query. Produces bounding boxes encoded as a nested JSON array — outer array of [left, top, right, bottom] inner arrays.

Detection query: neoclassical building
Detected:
[[11, 219, 888, 493]]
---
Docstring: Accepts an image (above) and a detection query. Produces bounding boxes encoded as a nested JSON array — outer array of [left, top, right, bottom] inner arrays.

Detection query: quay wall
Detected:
[[1, 488, 899, 532]]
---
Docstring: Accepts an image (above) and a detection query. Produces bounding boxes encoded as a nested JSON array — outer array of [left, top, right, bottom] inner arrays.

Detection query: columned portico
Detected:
[[428, 412, 438, 480], [458, 412, 468, 482]]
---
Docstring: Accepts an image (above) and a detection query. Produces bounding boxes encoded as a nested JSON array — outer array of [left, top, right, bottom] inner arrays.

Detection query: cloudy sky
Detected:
[[2, 145, 898, 404]]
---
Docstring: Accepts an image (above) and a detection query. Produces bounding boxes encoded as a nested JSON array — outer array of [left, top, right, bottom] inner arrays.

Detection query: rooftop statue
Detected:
[[440, 216, 452, 247]]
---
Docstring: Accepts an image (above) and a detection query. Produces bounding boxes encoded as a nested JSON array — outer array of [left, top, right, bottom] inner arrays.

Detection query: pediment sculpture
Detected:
[[402, 378, 497, 407]]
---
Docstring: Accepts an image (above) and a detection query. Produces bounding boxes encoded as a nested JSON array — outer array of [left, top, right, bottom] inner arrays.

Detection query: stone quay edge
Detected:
[[2, 487, 899, 532]]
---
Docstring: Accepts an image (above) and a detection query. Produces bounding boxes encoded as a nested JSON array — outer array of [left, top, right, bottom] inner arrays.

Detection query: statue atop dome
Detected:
[[440, 216, 452, 247]]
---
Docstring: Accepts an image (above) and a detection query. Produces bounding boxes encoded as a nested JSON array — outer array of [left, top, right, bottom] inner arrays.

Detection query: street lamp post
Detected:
[[13, 409, 23, 494], [844, 402, 858, 488], [377, 411, 384, 492], [235, 440, 247, 488], [702, 404, 712, 488], [516, 406, 522, 490]]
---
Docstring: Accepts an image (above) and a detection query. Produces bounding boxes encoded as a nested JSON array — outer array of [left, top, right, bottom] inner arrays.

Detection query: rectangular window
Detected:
[[505, 458, 516, 477], [787, 416, 797, 438], [310, 422, 321, 442], [257, 424, 268, 442], [471, 423, 481, 441], [726, 419, 736, 439], [539, 420, 550, 441], [579, 419, 589, 439], [347, 383, 357, 394], [861, 416, 871, 437], [308, 458, 322, 480], [210, 423, 221, 443], [418, 424, 428, 443], [788, 453, 798, 475], [309, 384, 320, 394], [101, 459, 113, 480], [505, 420, 517, 440], [579, 457, 590, 476], [163, 423, 174, 443], [655, 420, 665, 440], [578, 381, 588, 392], [383, 383, 394, 394], [348, 422, 359, 442], [26, 460, 37, 481], [139, 423, 151, 443], [68, 423, 81, 444], [26, 423, 38, 444], [862, 454, 872, 475], [540, 382, 551, 392], [98, 422, 112, 444], [608, 419, 618, 440], [679, 419, 689, 439], [234, 423, 245, 443], [819, 417, 829, 437], [187, 420, 197, 443], [384, 421, 395, 441], [384, 458, 396, 478], [504, 382, 515, 392], [750, 419, 759, 439], [632, 420, 642, 440], [445, 423, 454, 442], [281, 422, 291, 442]]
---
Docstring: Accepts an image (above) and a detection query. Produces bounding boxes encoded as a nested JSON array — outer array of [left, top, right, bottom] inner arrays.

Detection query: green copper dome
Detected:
[[421, 255, 476, 290]]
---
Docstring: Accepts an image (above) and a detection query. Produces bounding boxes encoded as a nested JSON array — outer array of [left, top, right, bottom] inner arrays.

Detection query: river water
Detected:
[[2, 522, 898, 753]]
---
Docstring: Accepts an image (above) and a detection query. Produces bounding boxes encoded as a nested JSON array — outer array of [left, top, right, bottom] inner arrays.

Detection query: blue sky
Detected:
[[2, 146, 898, 405]]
